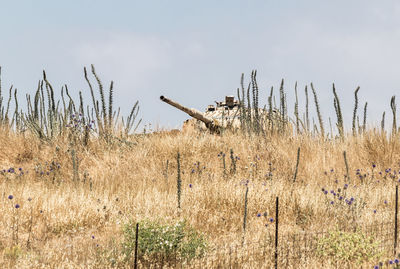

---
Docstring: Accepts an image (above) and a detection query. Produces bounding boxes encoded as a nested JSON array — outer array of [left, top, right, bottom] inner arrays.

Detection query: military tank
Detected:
[[160, 95, 280, 133]]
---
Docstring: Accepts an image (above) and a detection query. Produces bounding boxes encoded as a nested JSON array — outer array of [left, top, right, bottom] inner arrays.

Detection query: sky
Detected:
[[1, 1, 400, 131]]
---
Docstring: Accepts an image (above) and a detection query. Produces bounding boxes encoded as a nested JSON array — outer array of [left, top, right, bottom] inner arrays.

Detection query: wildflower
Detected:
[[374, 266, 379, 269], [395, 258, 399, 264], [8, 195, 13, 200], [384, 200, 388, 205], [350, 197, 354, 202], [91, 235, 95, 239], [339, 196, 343, 200], [189, 184, 192, 188], [324, 191, 328, 195], [344, 184, 348, 189], [269, 218, 274, 223], [373, 210, 377, 214], [330, 201, 334, 205], [389, 260, 393, 264], [257, 213, 261, 217], [15, 204, 20, 209], [372, 163, 376, 168]]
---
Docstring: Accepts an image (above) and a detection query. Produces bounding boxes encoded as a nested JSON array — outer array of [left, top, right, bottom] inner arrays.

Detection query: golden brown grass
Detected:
[[0, 128, 399, 268]]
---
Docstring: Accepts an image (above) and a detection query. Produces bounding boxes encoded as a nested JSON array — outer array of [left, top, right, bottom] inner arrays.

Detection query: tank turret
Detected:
[[160, 95, 221, 133]]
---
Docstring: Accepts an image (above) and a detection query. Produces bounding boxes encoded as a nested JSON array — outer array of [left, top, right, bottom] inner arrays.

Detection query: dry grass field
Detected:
[[1, 127, 400, 268], [0, 67, 399, 268]]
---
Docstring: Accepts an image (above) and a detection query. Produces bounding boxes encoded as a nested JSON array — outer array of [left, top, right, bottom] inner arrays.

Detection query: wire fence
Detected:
[[131, 221, 398, 268], [132, 187, 400, 268]]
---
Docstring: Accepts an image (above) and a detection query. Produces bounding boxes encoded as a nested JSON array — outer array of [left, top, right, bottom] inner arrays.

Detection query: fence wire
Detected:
[[133, 220, 398, 268]]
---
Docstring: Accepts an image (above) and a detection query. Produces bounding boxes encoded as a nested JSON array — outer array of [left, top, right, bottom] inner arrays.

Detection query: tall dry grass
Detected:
[[0, 127, 399, 268]]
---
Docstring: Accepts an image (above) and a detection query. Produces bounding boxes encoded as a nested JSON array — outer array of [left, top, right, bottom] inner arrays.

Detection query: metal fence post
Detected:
[[275, 196, 279, 269], [134, 223, 139, 269], [395, 185, 398, 255]]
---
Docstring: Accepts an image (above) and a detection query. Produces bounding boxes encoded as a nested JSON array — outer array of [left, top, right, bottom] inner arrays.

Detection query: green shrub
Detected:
[[123, 220, 207, 264], [316, 228, 383, 264]]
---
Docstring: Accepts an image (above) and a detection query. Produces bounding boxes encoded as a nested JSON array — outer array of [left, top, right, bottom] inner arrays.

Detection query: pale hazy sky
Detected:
[[1, 1, 400, 130]]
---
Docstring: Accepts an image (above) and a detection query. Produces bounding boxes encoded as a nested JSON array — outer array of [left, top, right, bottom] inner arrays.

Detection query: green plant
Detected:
[[362, 102, 368, 133], [293, 147, 301, 183], [343, 151, 350, 183], [242, 183, 249, 244], [294, 82, 300, 133], [333, 84, 344, 139], [177, 152, 182, 209], [391, 96, 397, 135], [310, 83, 324, 137], [0, 65, 141, 142], [122, 220, 207, 264], [304, 85, 310, 133], [352, 87, 360, 136], [316, 228, 383, 264]]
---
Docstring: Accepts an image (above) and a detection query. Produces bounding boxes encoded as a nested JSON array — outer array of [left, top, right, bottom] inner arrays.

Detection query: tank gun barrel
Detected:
[[160, 95, 219, 132]]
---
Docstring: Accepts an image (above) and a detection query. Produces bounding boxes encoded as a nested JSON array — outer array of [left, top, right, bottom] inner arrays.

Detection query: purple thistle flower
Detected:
[[257, 213, 261, 217], [189, 184, 192, 188], [8, 195, 13, 200], [269, 218, 274, 223], [372, 163, 376, 168], [389, 260, 393, 264], [373, 210, 377, 214], [330, 201, 334, 205], [15, 204, 20, 209], [395, 258, 399, 264]]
